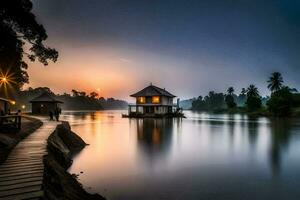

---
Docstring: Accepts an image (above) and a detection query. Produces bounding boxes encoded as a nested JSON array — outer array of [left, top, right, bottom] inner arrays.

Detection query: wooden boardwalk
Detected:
[[0, 121, 58, 200]]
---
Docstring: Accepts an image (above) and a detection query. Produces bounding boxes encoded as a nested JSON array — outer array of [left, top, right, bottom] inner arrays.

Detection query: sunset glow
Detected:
[[26, 0, 300, 100]]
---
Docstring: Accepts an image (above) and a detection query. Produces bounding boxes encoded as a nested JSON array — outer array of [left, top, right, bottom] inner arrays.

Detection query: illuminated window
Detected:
[[152, 96, 160, 103], [137, 96, 145, 103]]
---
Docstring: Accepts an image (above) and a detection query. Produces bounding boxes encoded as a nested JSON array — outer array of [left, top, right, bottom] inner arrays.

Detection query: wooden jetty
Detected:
[[0, 120, 58, 200]]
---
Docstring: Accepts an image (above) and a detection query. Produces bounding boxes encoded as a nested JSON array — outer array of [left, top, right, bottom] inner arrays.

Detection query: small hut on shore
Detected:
[[30, 93, 63, 115], [125, 84, 182, 118]]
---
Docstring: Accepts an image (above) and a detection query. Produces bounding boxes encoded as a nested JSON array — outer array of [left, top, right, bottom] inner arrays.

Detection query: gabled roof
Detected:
[[130, 85, 176, 98], [30, 92, 63, 103]]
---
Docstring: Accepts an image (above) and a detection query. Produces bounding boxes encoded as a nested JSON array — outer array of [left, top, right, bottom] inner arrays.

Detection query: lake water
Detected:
[[60, 110, 300, 200]]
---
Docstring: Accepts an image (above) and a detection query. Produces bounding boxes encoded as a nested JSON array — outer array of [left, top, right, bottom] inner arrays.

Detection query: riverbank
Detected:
[[0, 116, 43, 164], [191, 106, 300, 118], [43, 121, 106, 200]]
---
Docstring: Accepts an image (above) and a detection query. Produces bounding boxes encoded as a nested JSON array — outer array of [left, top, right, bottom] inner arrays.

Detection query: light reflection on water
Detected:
[[60, 110, 300, 200]]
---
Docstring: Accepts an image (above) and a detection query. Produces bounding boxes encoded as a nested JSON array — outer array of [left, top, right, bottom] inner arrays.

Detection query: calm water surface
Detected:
[[60, 110, 300, 200]]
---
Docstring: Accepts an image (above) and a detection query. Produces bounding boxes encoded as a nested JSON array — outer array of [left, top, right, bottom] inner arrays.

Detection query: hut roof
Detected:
[[30, 92, 63, 103], [130, 85, 176, 97], [0, 97, 12, 102]]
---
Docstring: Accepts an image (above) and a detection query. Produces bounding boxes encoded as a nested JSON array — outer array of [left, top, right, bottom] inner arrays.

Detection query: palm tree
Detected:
[[267, 72, 283, 92], [240, 88, 246, 96], [227, 87, 234, 96], [247, 84, 259, 98]]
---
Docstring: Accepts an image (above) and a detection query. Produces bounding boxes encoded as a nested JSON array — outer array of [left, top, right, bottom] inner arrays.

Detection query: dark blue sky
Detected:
[[29, 0, 300, 99]]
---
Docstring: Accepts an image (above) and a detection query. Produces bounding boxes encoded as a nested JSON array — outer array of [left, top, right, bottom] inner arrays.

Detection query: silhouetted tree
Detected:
[[246, 84, 261, 111], [89, 92, 98, 99], [16, 87, 128, 111], [267, 72, 283, 93], [71, 89, 79, 97], [225, 87, 236, 108], [241, 88, 246, 96], [227, 87, 234, 95], [0, 0, 58, 96], [246, 85, 259, 98], [192, 91, 225, 111], [267, 86, 294, 116]]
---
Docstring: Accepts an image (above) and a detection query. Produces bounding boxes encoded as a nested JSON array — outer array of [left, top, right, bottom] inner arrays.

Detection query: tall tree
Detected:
[[267, 72, 283, 93], [240, 88, 246, 96], [225, 87, 236, 108], [227, 87, 234, 95], [246, 84, 259, 98], [0, 0, 58, 97], [246, 84, 261, 111]]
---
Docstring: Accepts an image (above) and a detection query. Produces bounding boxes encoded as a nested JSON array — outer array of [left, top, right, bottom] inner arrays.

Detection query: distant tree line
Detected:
[[192, 72, 300, 117], [16, 87, 128, 111]]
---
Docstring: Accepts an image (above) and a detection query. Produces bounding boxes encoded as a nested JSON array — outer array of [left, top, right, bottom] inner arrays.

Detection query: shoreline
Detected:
[[43, 121, 106, 200]]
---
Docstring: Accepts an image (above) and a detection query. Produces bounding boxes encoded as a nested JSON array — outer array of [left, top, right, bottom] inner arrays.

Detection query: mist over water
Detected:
[[60, 111, 300, 200]]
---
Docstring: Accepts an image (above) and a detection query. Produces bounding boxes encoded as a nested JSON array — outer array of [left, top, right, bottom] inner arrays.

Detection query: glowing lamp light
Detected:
[[138, 96, 145, 104], [152, 96, 160, 104], [22, 105, 26, 109], [2, 77, 7, 82], [10, 101, 16, 105]]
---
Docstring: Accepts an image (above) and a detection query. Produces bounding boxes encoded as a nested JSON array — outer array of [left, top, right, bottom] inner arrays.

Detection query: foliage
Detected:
[[225, 87, 236, 108], [267, 72, 283, 92], [246, 84, 259, 98], [246, 96, 262, 111], [227, 87, 234, 95], [192, 91, 225, 111], [16, 87, 128, 110], [246, 84, 261, 111], [267, 87, 294, 116], [0, 0, 58, 96], [225, 95, 236, 108]]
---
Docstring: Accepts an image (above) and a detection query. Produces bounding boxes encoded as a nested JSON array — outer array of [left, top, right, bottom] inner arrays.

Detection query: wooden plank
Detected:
[[0, 121, 58, 200], [0, 169, 43, 178], [0, 176, 42, 186], [0, 173, 43, 182], [0, 166, 44, 174], [0, 180, 42, 191], [0, 162, 42, 170], [1, 161, 42, 168], [0, 185, 41, 197], [0, 190, 43, 200]]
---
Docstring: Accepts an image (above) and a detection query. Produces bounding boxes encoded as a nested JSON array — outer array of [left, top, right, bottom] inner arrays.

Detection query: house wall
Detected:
[[161, 97, 173, 105], [136, 96, 173, 105], [32, 102, 58, 115]]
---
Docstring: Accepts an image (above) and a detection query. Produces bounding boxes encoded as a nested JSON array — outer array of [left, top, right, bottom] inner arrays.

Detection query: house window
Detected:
[[137, 96, 145, 104], [152, 96, 160, 104]]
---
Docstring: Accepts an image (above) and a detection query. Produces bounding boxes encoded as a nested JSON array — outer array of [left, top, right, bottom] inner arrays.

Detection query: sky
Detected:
[[27, 0, 300, 100]]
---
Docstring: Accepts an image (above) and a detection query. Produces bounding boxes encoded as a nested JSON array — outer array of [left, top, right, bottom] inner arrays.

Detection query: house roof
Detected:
[[30, 92, 63, 103], [130, 85, 176, 97], [0, 97, 12, 102]]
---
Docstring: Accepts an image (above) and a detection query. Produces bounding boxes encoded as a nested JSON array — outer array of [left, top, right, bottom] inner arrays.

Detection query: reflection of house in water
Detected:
[[134, 118, 176, 160]]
